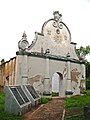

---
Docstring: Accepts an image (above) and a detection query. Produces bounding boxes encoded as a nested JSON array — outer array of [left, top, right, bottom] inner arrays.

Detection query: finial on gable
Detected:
[[18, 31, 29, 51], [53, 11, 62, 21], [22, 31, 27, 38]]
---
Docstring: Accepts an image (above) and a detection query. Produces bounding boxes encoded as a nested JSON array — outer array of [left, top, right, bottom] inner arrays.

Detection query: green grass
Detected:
[[1, 90, 90, 120], [65, 90, 90, 120], [65, 90, 90, 108], [41, 97, 52, 104], [64, 115, 85, 120], [52, 92, 59, 97], [0, 92, 23, 120]]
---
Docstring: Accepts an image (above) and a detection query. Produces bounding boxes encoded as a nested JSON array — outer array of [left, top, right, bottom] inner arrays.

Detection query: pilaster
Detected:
[[15, 51, 28, 85], [43, 56, 51, 96], [65, 53, 73, 95]]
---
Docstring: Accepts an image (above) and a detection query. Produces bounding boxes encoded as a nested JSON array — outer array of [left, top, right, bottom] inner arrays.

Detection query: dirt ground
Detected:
[[24, 97, 65, 120]]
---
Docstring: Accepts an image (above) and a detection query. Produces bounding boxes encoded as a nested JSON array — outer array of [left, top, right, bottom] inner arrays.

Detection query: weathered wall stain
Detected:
[[28, 75, 44, 95], [0, 57, 16, 91], [71, 68, 80, 83]]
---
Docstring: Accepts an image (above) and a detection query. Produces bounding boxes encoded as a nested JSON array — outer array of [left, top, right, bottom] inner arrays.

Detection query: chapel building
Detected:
[[0, 11, 86, 97]]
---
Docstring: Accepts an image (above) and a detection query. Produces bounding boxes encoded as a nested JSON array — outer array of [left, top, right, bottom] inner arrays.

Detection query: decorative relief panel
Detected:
[[42, 11, 71, 45], [43, 21, 70, 45]]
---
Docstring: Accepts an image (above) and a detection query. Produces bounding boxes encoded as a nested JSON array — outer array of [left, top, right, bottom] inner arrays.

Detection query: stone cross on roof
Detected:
[[53, 11, 62, 22]]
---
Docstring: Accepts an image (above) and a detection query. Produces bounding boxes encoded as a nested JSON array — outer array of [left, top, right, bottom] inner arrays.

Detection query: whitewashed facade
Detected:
[[15, 11, 86, 97]]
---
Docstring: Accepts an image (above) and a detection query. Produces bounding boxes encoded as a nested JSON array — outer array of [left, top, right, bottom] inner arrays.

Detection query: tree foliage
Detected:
[[76, 45, 90, 57], [76, 45, 90, 77], [76, 45, 90, 89]]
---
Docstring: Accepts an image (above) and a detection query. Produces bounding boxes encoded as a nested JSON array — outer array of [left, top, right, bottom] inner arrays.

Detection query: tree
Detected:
[[76, 45, 90, 58], [76, 45, 90, 89]]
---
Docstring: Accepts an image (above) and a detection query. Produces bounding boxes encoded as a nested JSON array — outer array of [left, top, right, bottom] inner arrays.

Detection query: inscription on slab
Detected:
[[10, 87, 24, 105], [26, 85, 39, 99], [17, 86, 29, 103]]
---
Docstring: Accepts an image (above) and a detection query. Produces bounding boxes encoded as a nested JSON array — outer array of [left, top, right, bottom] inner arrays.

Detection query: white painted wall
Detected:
[[15, 14, 85, 97]]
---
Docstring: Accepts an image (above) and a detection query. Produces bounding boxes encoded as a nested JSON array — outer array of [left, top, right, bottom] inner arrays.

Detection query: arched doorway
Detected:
[[52, 72, 63, 96]]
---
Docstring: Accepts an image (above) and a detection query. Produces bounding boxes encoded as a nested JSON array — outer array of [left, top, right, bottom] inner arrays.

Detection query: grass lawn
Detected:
[[0, 92, 23, 120], [41, 97, 52, 104], [1, 90, 90, 120], [64, 115, 85, 120], [65, 90, 90, 120], [65, 90, 90, 108]]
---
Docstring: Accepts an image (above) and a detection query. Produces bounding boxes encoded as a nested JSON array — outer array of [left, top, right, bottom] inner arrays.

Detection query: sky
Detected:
[[0, 0, 90, 61]]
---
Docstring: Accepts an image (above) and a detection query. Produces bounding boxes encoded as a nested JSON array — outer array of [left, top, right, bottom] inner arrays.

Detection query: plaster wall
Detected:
[[71, 62, 86, 95], [27, 56, 45, 78]]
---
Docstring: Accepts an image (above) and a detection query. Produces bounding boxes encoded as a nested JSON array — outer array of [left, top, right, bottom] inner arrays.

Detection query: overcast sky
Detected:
[[0, 0, 90, 61]]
